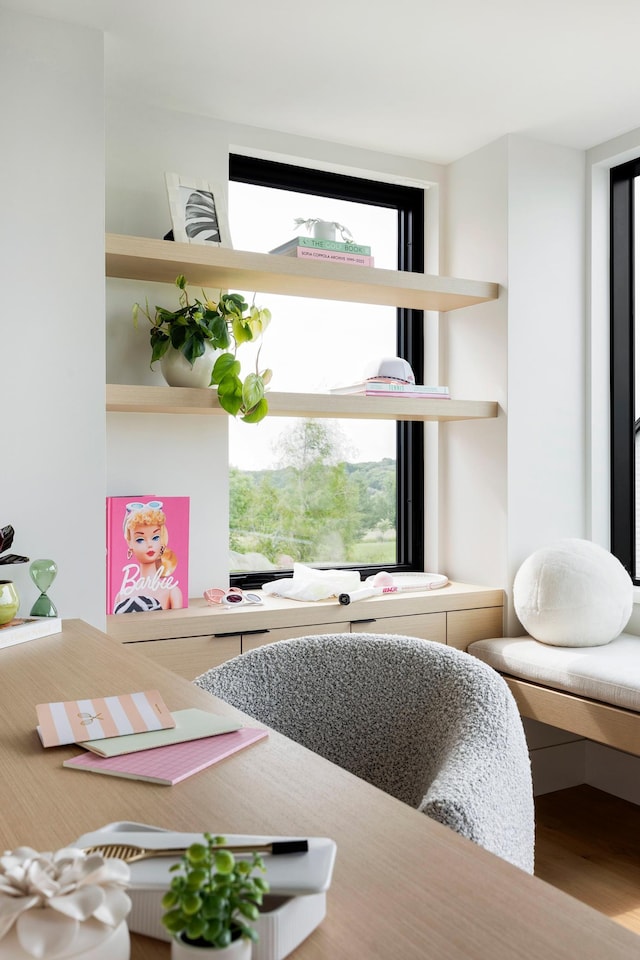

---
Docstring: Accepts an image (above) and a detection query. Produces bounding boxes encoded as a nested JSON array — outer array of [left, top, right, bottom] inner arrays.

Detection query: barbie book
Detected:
[[106, 496, 189, 615]]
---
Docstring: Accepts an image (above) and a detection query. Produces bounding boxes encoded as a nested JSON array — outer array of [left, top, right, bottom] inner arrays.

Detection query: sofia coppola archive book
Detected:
[[106, 497, 189, 615]]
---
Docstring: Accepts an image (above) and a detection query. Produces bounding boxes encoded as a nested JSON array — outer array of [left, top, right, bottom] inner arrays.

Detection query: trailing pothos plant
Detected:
[[133, 275, 272, 423]]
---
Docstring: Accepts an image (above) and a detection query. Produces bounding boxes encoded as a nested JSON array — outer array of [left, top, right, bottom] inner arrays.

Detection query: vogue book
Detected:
[[106, 496, 190, 615]]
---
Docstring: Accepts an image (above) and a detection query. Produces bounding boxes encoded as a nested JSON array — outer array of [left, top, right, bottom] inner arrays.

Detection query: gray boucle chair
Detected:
[[195, 633, 534, 873]]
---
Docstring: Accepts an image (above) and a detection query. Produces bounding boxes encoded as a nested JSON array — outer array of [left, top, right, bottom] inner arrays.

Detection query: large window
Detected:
[[228, 156, 424, 589], [610, 158, 640, 583]]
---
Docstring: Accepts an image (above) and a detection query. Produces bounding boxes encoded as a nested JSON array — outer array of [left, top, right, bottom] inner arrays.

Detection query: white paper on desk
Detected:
[[73, 824, 336, 897]]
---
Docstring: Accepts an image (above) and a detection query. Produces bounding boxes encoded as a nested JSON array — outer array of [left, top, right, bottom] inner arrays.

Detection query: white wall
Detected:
[[444, 135, 586, 632], [0, 10, 105, 625]]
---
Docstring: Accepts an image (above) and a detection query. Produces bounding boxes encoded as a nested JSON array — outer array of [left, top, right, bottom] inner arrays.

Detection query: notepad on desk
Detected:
[[63, 727, 268, 785], [80, 708, 241, 756], [36, 689, 175, 747]]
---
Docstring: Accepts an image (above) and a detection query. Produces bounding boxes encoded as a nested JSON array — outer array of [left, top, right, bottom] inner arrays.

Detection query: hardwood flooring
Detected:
[[535, 785, 640, 935]]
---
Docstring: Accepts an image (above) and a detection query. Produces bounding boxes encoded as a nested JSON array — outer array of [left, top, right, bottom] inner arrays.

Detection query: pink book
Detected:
[[295, 247, 375, 267], [63, 727, 268, 785], [106, 496, 189, 615]]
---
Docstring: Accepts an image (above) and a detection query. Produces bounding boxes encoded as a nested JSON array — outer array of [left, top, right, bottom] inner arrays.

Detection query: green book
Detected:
[[79, 708, 241, 757], [270, 236, 372, 256]]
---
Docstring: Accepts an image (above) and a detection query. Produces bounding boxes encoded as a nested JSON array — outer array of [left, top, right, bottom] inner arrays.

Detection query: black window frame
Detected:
[[228, 154, 425, 590], [610, 157, 638, 582]]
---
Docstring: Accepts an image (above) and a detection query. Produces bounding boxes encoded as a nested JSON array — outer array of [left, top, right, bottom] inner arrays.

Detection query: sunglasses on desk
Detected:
[[204, 587, 264, 606]]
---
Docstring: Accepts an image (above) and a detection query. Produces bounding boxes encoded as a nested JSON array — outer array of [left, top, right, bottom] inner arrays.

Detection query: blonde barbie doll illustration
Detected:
[[113, 501, 184, 614]]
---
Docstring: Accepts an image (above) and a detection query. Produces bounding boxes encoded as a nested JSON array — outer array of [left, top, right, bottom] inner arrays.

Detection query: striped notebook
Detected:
[[36, 690, 175, 747]]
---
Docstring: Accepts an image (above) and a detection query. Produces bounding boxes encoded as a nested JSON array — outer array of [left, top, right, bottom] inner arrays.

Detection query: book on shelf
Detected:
[[269, 236, 372, 256], [293, 247, 374, 267], [80, 708, 242, 757], [0, 616, 62, 649], [331, 378, 450, 398], [63, 726, 269, 785], [106, 495, 190, 615], [36, 688, 176, 747]]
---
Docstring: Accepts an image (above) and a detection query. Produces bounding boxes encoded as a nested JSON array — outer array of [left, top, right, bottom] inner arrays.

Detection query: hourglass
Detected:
[[29, 559, 58, 617]]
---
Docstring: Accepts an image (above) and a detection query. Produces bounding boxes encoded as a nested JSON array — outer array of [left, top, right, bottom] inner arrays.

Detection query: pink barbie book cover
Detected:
[[106, 496, 189, 615]]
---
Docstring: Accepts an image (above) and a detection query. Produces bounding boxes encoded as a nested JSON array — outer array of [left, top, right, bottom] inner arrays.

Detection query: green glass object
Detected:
[[29, 559, 58, 617], [0, 580, 19, 625]]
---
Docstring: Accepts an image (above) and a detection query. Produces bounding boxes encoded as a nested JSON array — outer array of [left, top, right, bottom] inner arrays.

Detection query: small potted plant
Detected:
[[133, 276, 272, 423], [161, 834, 269, 958], [293, 218, 353, 243], [0, 846, 131, 959]]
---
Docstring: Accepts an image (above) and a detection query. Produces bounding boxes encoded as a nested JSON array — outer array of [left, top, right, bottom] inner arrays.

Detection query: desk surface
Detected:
[[1, 619, 637, 959]]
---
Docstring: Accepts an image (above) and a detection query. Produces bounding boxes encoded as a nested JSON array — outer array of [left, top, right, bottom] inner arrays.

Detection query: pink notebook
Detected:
[[62, 727, 268, 785]]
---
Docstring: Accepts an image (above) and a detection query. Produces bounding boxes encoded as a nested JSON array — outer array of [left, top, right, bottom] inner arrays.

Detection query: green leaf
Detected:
[[161, 890, 178, 909], [182, 334, 206, 367], [211, 352, 241, 385], [176, 274, 187, 290], [150, 335, 170, 366], [181, 893, 202, 916], [241, 398, 268, 423], [186, 916, 207, 940], [214, 849, 235, 874], [162, 909, 186, 934], [242, 373, 265, 411]]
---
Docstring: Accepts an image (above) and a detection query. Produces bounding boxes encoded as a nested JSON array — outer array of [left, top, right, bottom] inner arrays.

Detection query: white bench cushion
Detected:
[[468, 633, 640, 713]]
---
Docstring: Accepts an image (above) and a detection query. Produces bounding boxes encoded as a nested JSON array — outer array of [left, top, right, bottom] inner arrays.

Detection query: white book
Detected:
[[0, 616, 62, 649], [331, 378, 450, 396]]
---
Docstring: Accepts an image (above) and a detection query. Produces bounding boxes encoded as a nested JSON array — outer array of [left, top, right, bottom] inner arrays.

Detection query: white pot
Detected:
[[160, 343, 219, 389], [311, 221, 336, 241], [0, 919, 130, 960], [171, 933, 251, 959]]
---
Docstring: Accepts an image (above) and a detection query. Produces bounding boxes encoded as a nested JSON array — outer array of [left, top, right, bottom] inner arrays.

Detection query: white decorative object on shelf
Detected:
[[0, 847, 131, 960]]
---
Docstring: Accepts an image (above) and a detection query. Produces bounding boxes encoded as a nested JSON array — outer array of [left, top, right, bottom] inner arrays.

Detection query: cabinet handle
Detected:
[[213, 630, 244, 639], [242, 629, 271, 637], [350, 618, 377, 626]]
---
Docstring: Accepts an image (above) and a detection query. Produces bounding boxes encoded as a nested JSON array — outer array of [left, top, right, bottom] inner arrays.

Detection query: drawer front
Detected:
[[130, 634, 241, 680], [241, 621, 351, 653], [446, 606, 504, 650], [349, 612, 446, 644]]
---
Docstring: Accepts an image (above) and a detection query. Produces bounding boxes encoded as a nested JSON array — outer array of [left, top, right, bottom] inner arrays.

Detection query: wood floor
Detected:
[[535, 785, 640, 936]]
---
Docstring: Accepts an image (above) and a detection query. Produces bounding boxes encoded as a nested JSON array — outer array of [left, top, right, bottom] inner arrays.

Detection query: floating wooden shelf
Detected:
[[106, 384, 498, 422], [106, 233, 499, 313]]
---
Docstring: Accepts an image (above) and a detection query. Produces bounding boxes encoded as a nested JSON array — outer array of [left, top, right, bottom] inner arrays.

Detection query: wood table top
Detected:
[[0, 619, 637, 959]]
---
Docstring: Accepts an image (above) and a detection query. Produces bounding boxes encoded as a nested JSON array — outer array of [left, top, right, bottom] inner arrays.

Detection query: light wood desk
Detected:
[[1, 620, 638, 959]]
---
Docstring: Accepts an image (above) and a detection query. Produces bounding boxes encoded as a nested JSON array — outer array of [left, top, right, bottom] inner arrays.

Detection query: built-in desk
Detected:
[[1, 619, 638, 959]]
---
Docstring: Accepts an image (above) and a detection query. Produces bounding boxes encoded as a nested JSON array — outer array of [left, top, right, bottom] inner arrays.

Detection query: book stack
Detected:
[[269, 236, 374, 267], [0, 616, 62, 649], [36, 691, 268, 785], [330, 378, 450, 399]]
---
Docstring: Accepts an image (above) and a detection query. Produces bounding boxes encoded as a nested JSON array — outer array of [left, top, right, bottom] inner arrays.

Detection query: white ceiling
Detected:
[[6, 0, 640, 163]]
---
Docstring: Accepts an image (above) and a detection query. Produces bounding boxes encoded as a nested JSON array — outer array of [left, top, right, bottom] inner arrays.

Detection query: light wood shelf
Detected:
[[106, 233, 499, 312], [106, 384, 498, 422]]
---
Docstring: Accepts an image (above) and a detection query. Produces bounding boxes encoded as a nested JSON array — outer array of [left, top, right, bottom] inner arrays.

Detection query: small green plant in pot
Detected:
[[133, 276, 272, 423], [161, 833, 269, 957]]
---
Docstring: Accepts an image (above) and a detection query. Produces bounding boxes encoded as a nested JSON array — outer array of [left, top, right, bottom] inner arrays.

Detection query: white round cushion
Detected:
[[513, 539, 633, 647]]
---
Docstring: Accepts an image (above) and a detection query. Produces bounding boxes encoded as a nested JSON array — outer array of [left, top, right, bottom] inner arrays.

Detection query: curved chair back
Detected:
[[195, 633, 534, 873]]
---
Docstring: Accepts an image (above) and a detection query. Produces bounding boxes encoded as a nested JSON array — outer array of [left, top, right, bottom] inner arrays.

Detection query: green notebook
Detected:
[[79, 708, 241, 757]]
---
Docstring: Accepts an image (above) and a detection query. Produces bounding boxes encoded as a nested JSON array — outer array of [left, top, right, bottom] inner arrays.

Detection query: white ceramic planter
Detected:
[[160, 344, 219, 389], [0, 919, 130, 960], [171, 934, 251, 959], [311, 221, 336, 241]]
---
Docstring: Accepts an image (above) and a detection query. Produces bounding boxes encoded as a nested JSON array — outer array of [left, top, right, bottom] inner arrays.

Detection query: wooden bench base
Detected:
[[504, 676, 640, 757]]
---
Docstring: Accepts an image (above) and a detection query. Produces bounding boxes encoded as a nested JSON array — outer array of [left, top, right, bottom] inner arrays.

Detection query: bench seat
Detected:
[[468, 633, 640, 756]]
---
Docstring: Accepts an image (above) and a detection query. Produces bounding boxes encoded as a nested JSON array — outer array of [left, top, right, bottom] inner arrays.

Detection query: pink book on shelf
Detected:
[[63, 727, 268, 785], [106, 496, 189, 615], [295, 247, 374, 267]]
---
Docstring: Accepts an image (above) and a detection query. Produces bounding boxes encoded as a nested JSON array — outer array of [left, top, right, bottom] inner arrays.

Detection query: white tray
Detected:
[[73, 821, 334, 960]]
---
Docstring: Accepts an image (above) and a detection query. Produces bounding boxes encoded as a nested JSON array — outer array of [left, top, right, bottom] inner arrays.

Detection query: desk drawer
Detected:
[[129, 634, 241, 680], [446, 606, 504, 650], [241, 621, 351, 653], [349, 612, 446, 643]]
